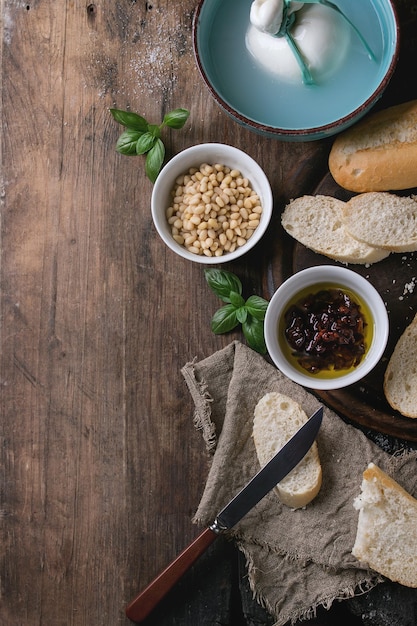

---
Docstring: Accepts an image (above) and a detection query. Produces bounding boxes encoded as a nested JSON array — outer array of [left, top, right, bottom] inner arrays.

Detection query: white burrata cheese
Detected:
[[246, 2, 351, 84], [250, 0, 304, 34]]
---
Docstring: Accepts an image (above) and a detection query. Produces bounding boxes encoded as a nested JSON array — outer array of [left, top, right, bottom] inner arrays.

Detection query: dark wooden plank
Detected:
[[267, 0, 417, 444]]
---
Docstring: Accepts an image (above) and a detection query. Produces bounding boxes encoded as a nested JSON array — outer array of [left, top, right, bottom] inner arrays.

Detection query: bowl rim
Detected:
[[264, 265, 389, 390], [151, 142, 273, 264], [192, 0, 400, 138]]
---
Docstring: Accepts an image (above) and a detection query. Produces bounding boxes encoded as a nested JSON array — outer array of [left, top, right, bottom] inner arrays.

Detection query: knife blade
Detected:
[[126, 405, 323, 623]]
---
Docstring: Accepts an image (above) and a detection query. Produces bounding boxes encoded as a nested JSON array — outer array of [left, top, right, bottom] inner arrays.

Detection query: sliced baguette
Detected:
[[342, 192, 417, 252], [281, 195, 389, 264], [329, 99, 417, 192], [384, 313, 417, 418], [253, 392, 322, 509], [352, 463, 417, 588]]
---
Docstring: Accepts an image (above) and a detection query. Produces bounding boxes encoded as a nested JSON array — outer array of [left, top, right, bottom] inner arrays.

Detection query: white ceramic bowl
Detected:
[[151, 143, 273, 264], [264, 266, 389, 390]]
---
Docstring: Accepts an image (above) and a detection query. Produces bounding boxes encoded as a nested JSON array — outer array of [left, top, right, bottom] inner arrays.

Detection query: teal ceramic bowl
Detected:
[[193, 0, 399, 140]]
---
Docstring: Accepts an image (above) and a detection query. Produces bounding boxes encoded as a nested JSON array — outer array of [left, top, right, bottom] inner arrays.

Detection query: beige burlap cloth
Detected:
[[181, 341, 417, 626]]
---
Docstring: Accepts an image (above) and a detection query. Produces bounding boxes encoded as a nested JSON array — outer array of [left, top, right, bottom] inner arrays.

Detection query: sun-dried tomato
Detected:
[[284, 288, 366, 374]]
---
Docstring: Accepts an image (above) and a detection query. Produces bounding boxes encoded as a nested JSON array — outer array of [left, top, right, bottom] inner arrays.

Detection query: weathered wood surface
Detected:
[[1, 1, 416, 625]]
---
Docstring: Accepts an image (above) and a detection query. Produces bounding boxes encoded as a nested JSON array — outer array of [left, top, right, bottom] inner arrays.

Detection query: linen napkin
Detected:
[[181, 341, 417, 626]]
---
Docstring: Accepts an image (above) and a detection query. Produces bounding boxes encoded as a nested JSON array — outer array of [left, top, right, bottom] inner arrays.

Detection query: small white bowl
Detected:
[[151, 143, 273, 264], [264, 266, 389, 390]]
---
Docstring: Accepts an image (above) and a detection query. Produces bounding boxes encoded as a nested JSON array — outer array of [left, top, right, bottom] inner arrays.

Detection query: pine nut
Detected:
[[166, 162, 263, 257], [185, 234, 197, 245]]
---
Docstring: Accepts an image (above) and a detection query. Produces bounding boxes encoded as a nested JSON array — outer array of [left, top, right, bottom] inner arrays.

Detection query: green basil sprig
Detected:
[[110, 108, 190, 183], [204, 269, 269, 354]]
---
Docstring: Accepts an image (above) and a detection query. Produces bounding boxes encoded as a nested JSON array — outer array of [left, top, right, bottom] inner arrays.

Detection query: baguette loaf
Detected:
[[253, 392, 322, 509], [281, 195, 389, 264], [352, 463, 417, 588], [341, 192, 417, 252], [329, 100, 417, 192], [384, 313, 417, 418]]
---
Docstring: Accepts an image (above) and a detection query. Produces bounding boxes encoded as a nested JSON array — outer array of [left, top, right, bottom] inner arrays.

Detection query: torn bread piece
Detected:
[[352, 463, 417, 588]]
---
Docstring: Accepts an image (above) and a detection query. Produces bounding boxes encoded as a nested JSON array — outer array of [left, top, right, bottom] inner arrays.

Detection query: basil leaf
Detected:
[[110, 108, 148, 131], [145, 139, 165, 183], [242, 316, 267, 354], [245, 295, 269, 321], [147, 124, 161, 139], [204, 269, 242, 303], [211, 304, 239, 334], [116, 129, 144, 155], [236, 307, 248, 324], [229, 290, 245, 308], [111, 107, 189, 183], [162, 108, 190, 129], [136, 132, 156, 155]]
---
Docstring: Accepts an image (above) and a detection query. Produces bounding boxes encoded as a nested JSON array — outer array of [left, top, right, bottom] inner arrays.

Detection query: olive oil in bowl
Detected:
[[264, 266, 388, 390], [278, 283, 374, 381]]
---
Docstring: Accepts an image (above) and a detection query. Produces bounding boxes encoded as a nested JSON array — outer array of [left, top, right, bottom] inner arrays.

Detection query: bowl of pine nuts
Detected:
[[151, 143, 273, 263]]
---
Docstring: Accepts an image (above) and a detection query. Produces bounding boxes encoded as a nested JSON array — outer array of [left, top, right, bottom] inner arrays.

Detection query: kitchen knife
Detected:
[[126, 405, 323, 623]]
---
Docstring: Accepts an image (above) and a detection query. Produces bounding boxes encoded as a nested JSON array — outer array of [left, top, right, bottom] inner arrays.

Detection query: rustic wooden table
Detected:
[[2, 1, 417, 625]]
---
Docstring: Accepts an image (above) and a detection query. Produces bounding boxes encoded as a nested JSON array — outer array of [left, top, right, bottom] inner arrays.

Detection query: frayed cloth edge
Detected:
[[237, 542, 276, 618], [282, 576, 383, 626], [237, 540, 383, 626], [181, 357, 217, 453]]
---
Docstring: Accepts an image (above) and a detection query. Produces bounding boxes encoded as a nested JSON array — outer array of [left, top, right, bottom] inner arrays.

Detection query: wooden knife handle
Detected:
[[125, 526, 218, 623]]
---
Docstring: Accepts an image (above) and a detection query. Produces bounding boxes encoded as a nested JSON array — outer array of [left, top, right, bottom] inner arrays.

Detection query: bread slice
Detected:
[[342, 192, 417, 252], [329, 99, 417, 192], [384, 313, 417, 418], [253, 392, 322, 508], [352, 463, 417, 587], [281, 195, 389, 264]]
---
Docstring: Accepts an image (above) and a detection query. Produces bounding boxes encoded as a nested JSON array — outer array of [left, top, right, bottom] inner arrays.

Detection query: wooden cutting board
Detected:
[[291, 173, 417, 443]]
